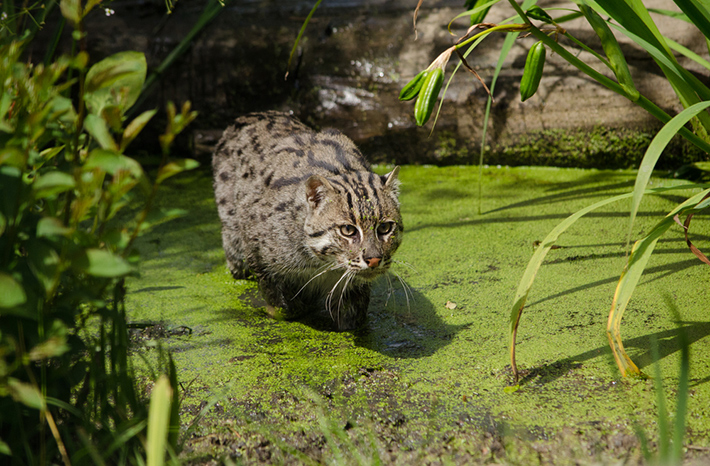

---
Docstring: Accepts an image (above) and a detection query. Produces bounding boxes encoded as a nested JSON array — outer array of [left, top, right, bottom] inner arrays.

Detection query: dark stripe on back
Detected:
[[271, 174, 309, 189], [275, 200, 293, 212], [318, 139, 354, 172], [367, 173, 381, 204], [307, 150, 341, 175], [279, 147, 305, 158]]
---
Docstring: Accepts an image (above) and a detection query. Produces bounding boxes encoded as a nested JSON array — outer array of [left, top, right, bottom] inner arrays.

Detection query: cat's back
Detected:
[[213, 111, 370, 197]]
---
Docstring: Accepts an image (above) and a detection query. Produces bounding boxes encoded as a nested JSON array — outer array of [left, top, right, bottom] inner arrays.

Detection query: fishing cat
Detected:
[[212, 111, 403, 330]]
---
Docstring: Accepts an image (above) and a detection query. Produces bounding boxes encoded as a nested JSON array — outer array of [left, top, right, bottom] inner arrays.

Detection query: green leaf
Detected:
[[7, 378, 46, 410], [0, 147, 26, 168], [140, 207, 188, 234], [147, 375, 173, 466], [37, 217, 73, 238], [673, 0, 710, 40], [0, 273, 26, 308], [156, 159, 200, 184], [28, 320, 69, 360], [627, 101, 710, 248], [101, 105, 124, 133], [448, 0, 500, 30], [32, 171, 75, 199], [525, 5, 554, 23], [39, 146, 65, 164], [73, 248, 134, 277], [84, 114, 119, 151], [580, 4, 639, 101], [608, 187, 710, 377], [27, 239, 61, 295], [0, 212, 5, 236], [48, 95, 77, 126], [0, 437, 10, 455], [84, 149, 145, 179], [467, 0, 497, 25], [122, 109, 157, 151], [84, 51, 147, 115], [59, 0, 82, 24]]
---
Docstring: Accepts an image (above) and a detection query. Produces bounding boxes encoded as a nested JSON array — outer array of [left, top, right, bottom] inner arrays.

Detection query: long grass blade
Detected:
[[285, 0, 323, 79], [608, 187, 710, 377], [146, 375, 173, 466], [627, 101, 710, 249], [447, 0, 501, 32], [509, 183, 708, 380], [666, 36, 710, 72], [673, 0, 710, 39], [579, 4, 639, 100], [478, 31, 518, 214], [131, 0, 225, 116], [590, 0, 710, 132]]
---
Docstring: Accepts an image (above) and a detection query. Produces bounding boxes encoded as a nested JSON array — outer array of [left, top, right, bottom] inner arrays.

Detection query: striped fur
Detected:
[[212, 111, 402, 330]]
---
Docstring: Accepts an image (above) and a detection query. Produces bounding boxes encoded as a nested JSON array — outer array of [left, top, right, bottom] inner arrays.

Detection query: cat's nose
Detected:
[[366, 257, 381, 268]]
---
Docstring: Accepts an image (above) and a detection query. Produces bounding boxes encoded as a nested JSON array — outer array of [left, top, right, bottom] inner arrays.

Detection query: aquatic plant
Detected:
[[0, 0, 198, 463]]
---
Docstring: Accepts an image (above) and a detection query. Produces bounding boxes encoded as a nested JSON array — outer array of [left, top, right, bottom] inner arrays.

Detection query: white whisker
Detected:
[[291, 262, 340, 299], [326, 269, 351, 321], [392, 259, 418, 274], [393, 271, 413, 312], [384, 273, 394, 307], [337, 271, 356, 318]]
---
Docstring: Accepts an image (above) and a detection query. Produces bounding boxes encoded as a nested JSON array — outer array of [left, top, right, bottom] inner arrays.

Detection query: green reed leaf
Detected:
[[580, 4, 639, 101], [627, 100, 710, 249], [608, 187, 710, 377], [147, 375, 173, 466], [509, 183, 707, 379]]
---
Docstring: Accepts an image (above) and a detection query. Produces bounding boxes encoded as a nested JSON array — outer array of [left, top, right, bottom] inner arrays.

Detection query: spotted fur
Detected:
[[212, 111, 402, 330]]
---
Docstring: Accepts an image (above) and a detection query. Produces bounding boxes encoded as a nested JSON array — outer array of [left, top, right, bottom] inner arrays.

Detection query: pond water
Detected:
[[126, 164, 710, 464]]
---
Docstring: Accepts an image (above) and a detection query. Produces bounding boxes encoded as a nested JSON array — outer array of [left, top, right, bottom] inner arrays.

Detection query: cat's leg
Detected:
[[257, 275, 310, 320], [333, 283, 371, 331], [221, 227, 251, 279]]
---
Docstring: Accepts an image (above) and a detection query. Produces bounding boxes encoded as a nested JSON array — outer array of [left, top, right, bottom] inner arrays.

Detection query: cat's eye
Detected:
[[377, 222, 394, 235], [339, 224, 358, 237]]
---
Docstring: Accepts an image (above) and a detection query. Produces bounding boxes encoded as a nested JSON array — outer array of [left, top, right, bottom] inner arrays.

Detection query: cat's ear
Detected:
[[306, 175, 335, 209], [381, 166, 400, 194]]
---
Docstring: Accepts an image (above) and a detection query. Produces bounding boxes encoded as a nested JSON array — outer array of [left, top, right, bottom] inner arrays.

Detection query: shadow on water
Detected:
[[518, 322, 710, 387], [356, 277, 468, 358], [214, 275, 466, 360]]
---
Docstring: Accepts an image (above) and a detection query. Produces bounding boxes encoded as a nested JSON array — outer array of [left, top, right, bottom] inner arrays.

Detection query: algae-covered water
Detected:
[[126, 165, 710, 464]]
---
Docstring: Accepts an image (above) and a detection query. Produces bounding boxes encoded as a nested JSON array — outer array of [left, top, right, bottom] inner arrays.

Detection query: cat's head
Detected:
[[303, 167, 402, 280]]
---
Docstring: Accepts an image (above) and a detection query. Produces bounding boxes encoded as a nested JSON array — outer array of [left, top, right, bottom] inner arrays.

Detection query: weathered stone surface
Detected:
[[35, 0, 710, 165]]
